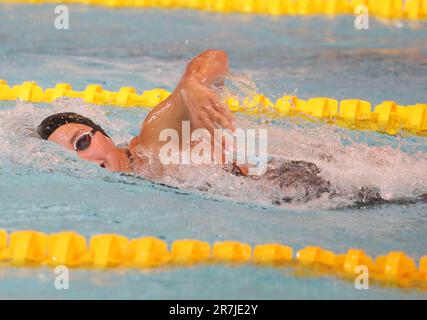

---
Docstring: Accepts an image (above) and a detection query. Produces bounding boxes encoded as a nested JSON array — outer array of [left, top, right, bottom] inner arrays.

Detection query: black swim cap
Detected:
[[38, 112, 110, 140]]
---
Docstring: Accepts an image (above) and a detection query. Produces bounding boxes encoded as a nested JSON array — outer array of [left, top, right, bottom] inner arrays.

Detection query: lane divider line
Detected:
[[1, 80, 426, 137], [0, 230, 427, 290], [1, 0, 427, 20]]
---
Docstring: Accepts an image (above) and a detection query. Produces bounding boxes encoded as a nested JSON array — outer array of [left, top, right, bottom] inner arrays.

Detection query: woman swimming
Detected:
[[37, 50, 415, 207], [39, 50, 234, 173]]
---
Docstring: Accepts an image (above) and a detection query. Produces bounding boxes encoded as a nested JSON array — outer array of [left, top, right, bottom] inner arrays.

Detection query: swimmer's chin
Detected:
[[106, 162, 122, 173], [101, 164, 124, 173], [104, 152, 127, 172]]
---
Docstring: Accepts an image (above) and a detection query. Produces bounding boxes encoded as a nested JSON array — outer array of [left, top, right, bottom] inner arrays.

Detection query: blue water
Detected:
[[0, 4, 427, 299]]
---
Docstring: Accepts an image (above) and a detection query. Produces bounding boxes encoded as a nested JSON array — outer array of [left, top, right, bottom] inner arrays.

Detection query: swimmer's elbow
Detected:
[[200, 49, 228, 59], [184, 50, 229, 84]]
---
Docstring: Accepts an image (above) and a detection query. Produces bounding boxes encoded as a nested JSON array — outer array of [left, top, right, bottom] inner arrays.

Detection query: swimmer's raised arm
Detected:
[[132, 50, 235, 156]]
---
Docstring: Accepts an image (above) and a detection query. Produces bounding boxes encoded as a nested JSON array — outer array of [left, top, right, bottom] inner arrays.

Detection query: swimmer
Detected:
[[38, 50, 234, 175], [37, 50, 411, 206]]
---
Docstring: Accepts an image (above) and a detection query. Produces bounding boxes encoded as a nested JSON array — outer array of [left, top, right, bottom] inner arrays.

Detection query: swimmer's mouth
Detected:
[[100, 163, 106, 169]]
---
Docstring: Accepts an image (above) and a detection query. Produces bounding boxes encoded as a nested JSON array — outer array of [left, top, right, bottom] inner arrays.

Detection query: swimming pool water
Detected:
[[0, 4, 427, 299]]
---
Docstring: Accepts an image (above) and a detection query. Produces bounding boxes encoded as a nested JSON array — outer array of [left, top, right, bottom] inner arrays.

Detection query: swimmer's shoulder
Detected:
[[128, 136, 139, 158], [114, 137, 141, 173], [126, 136, 146, 172]]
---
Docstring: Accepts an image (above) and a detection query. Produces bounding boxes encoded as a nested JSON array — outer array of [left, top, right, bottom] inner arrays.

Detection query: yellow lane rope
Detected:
[[1, 80, 426, 137], [0, 230, 427, 290], [1, 0, 427, 20]]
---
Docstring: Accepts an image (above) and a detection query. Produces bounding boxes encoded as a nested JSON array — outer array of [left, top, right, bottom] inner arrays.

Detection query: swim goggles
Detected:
[[74, 129, 97, 152]]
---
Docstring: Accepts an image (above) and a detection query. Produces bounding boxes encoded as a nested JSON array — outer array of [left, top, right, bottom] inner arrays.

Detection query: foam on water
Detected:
[[0, 90, 426, 210], [160, 115, 427, 209]]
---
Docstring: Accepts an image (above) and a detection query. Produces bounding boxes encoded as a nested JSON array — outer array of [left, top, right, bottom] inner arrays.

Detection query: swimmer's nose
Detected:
[[88, 159, 105, 168]]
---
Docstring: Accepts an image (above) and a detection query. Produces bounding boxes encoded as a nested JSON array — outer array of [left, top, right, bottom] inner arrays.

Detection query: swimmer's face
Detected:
[[48, 123, 122, 172]]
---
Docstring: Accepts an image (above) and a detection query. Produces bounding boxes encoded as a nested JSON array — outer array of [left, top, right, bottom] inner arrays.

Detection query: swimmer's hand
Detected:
[[180, 77, 236, 135], [180, 50, 235, 135]]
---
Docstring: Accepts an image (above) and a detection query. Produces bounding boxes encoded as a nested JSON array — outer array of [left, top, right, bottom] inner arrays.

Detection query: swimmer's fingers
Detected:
[[181, 87, 209, 128], [214, 96, 234, 122], [182, 81, 233, 134], [199, 114, 216, 139], [196, 110, 230, 155], [208, 94, 235, 131], [207, 106, 235, 133]]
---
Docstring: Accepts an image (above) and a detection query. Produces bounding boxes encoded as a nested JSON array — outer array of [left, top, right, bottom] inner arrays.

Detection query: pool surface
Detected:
[[0, 4, 427, 299]]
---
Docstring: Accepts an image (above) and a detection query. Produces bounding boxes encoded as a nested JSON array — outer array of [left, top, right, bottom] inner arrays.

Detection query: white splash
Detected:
[[0, 95, 426, 210]]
